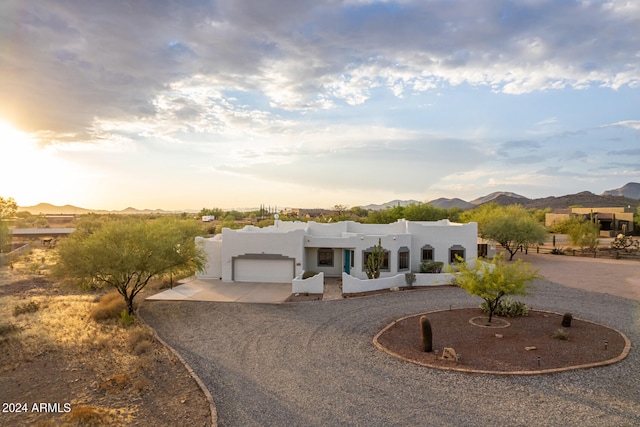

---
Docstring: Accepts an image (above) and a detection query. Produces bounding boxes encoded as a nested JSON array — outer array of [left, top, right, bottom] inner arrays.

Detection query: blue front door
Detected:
[[343, 249, 351, 274]]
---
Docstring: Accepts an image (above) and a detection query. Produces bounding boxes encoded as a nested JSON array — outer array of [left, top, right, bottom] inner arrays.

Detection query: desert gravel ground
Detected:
[[140, 277, 640, 427]]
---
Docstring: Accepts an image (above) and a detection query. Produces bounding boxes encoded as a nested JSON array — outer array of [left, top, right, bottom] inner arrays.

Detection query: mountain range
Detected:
[[365, 182, 640, 211], [16, 183, 640, 215]]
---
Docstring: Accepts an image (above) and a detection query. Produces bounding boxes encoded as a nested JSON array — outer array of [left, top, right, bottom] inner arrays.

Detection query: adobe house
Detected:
[[196, 219, 478, 283], [545, 207, 634, 236]]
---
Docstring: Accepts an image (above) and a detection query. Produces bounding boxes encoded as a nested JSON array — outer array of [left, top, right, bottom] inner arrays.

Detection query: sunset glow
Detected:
[[0, 2, 639, 211]]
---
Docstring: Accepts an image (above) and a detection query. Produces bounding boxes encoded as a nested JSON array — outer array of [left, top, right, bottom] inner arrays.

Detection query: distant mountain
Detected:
[[470, 192, 529, 205], [361, 199, 421, 211], [17, 203, 196, 215], [522, 191, 639, 210], [602, 182, 640, 199], [427, 198, 474, 210]]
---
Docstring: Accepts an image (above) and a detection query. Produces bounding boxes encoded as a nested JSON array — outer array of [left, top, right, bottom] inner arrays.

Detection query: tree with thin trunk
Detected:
[[480, 205, 547, 260], [55, 217, 205, 315], [451, 254, 539, 323]]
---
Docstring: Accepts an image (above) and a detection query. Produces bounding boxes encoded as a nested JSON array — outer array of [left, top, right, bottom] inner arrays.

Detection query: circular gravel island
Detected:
[[374, 308, 631, 375]]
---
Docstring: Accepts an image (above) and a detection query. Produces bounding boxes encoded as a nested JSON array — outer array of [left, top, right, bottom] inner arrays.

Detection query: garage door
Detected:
[[233, 258, 294, 283]]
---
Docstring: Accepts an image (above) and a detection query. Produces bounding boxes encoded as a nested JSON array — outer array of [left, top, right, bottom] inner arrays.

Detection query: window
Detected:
[[449, 245, 465, 263], [318, 248, 334, 267], [421, 245, 434, 262], [363, 248, 390, 271], [398, 247, 410, 271]]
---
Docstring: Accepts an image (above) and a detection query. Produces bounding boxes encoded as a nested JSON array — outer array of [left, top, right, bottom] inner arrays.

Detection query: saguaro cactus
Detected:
[[420, 315, 433, 352], [364, 238, 385, 279], [561, 312, 573, 327]]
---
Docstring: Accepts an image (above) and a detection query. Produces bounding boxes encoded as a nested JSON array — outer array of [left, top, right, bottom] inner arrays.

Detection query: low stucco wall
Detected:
[[292, 272, 324, 294], [342, 272, 454, 294]]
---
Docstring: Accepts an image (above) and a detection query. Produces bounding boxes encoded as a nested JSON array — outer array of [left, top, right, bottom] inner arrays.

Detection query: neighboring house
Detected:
[[545, 207, 635, 235], [196, 219, 478, 283]]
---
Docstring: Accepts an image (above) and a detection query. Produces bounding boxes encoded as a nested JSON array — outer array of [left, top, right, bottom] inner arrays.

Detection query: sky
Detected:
[[1, 0, 639, 211]]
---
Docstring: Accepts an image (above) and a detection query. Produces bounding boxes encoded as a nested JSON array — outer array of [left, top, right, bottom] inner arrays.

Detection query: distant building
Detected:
[[545, 207, 634, 235], [201, 215, 215, 222]]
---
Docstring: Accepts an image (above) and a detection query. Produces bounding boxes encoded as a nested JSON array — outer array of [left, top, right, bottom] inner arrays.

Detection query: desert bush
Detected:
[[420, 261, 443, 273], [13, 300, 40, 316], [66, 405, 110, 426], [551, 247, 565, 255], [0, 322, 20, 337], [553, 328, 570, 340], [91, 292, 127, 322], [133, 376, 151, 393], [127, 328, 155, 355], [562, 312, 573, 327], [404, 272, 416, 288], [480, 297, 529, 318]]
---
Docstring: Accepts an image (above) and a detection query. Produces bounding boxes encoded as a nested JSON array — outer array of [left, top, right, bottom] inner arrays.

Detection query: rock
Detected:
[[495, 334, 503, 338], [525, 346, 537, 351], [441, 347, 457, 361], [390, 286, 400, 292]]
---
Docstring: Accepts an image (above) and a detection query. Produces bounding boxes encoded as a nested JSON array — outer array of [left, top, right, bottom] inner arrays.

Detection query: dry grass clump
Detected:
[[65, 404, 133, 426], [91, 292, 126, 322], [13, 300, 41, 316], [0, 322, 20, 337], [127, 327, 155, 356]]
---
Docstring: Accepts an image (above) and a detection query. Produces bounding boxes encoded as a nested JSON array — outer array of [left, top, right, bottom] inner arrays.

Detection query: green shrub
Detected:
[[13, 301, 40, 316], [420, 261, 443, 273], [119, 310, 135, 327], [553, 328, 569, 340], [302, 271, 318, 279], [480, 297, 529, 318], [404, 272, 416, 288]]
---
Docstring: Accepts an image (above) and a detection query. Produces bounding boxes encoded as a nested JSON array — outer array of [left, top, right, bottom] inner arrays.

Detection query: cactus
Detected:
[[561, 312, 572, 327], [420, 315, 433, 352], [364, 238, 385, 279]]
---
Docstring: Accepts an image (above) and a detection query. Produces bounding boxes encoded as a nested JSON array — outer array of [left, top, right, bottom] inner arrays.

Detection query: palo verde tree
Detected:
[[452, 254, 539, 323], [466, 204, 547, 260], [55, 217, 205, 315]]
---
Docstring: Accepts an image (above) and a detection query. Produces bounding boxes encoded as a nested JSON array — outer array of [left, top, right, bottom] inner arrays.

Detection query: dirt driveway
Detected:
[[516, 251, 640, 301]]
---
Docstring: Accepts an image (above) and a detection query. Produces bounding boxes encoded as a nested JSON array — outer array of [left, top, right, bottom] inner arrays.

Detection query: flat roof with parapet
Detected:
[[10, 228, 76, 237]]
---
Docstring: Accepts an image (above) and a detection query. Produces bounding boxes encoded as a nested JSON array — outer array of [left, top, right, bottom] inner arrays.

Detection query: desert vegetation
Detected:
[[0, 247, 210, 426]]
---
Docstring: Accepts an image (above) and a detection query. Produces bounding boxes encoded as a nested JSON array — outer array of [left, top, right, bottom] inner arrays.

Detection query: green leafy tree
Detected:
[[0, 196, 18, 253], [55, 217, 205, 315], [364, 239, 385, 279], [474, 205, 547, 260], [452, 254, 539, 323], [566, 218, 600, 252]]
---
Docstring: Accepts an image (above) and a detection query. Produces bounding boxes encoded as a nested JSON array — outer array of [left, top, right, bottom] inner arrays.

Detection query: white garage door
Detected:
[[234, 258, 294, 283]]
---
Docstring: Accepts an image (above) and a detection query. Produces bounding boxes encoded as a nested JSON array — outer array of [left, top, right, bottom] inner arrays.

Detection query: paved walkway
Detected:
[[146, 278, 291, 304]]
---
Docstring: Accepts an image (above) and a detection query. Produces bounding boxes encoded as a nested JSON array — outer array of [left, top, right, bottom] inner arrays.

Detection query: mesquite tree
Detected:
[[452, 254, 539, 323], [56, 217, 205, 314]]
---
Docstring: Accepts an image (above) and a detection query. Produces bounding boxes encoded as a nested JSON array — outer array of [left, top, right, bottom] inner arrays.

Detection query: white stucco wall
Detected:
[[407, 220, 478, 269], [197, 219, 478, 285], [220, 227, 305, 282], [195, 236, 222, 279]]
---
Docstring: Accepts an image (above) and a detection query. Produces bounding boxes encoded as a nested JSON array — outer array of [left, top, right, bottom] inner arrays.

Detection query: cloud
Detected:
[[2, 0, 639, 144]]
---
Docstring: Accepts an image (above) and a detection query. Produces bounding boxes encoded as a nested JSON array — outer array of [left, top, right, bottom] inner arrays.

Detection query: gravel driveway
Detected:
[[140, 280, 640, 427]]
